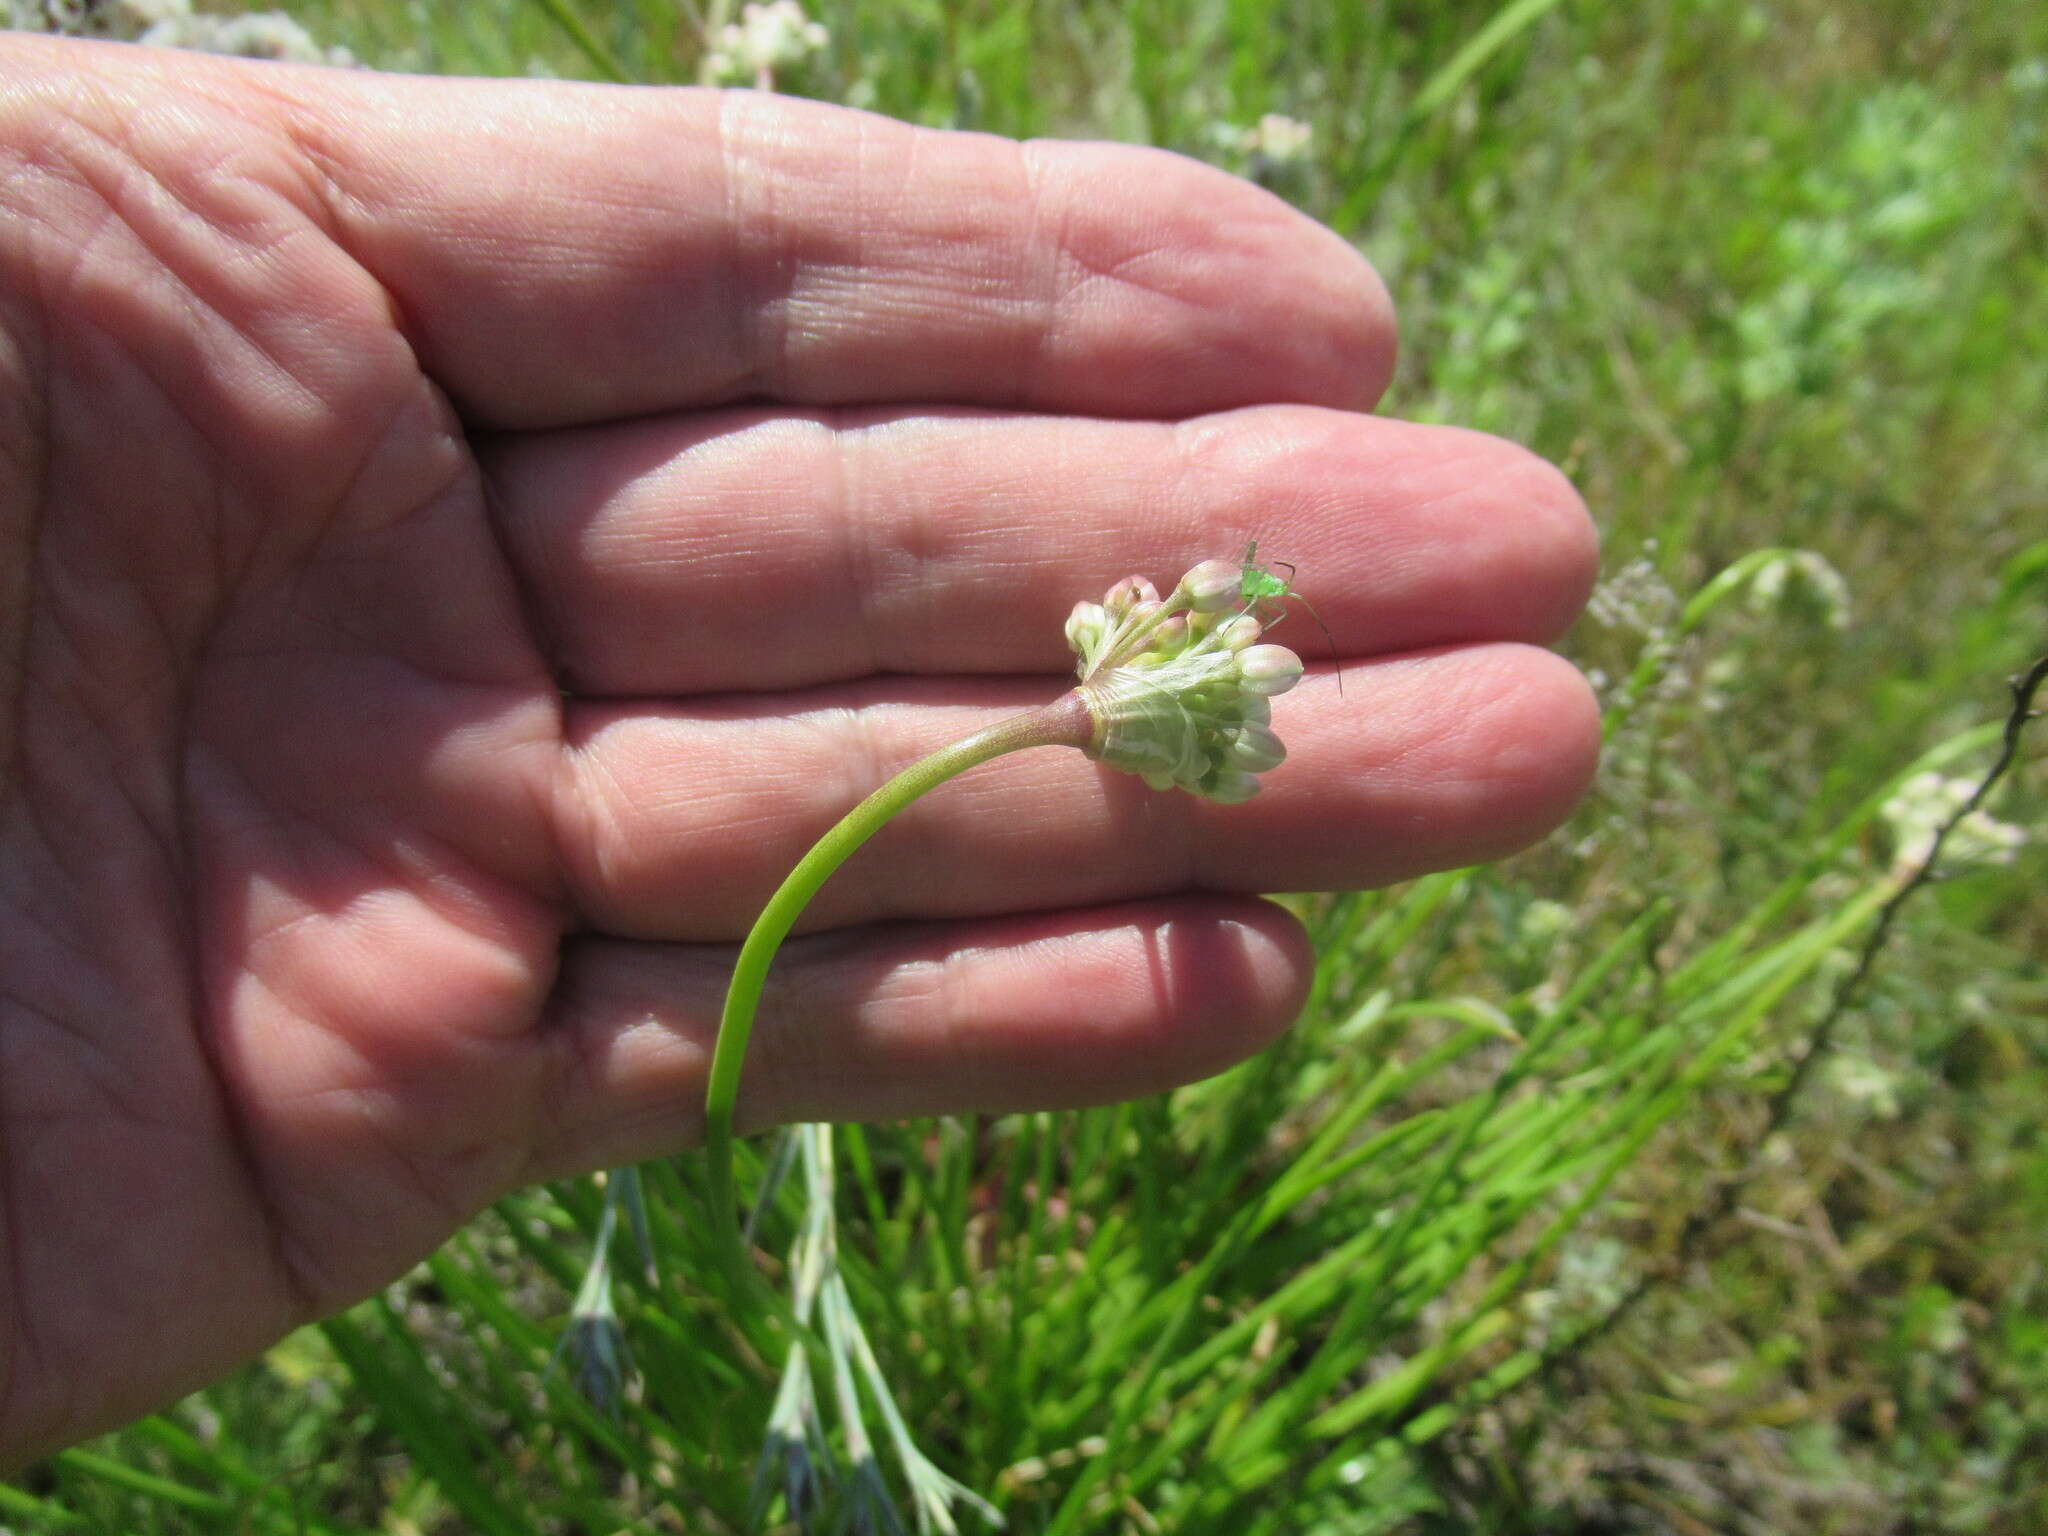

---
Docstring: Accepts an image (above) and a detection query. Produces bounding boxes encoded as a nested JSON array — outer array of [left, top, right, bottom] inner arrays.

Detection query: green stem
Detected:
[[704, 693, 1094, 1280]]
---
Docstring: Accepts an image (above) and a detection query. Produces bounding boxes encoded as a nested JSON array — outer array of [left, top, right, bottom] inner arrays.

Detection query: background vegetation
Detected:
[[8, 0, 2046, 1531]]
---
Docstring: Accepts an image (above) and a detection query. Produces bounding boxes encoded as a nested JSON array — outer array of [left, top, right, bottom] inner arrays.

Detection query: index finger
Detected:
[[258, 69, 1398, 427]]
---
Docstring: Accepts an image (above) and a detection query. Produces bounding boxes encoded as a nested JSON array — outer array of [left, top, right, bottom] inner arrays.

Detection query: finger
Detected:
[[550, 643, 1600, 942], [522, 895, 1310, 1178], [259, 67, 1396, 426], [486, 404, 1597, 694]]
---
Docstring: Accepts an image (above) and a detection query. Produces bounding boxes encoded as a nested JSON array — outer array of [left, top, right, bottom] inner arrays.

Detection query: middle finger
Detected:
[[551, 644, 1598, 941], [485, 402, 1596, 695]]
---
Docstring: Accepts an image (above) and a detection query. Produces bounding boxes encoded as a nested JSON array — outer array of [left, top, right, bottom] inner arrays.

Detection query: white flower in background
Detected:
[[1206, 114, 1314, 177], [1586, 552, 1680, 637], [1827, 1053, 1903, 1119], [3, 0, 67, 29], [704, 0, 829, 89], [1067, 561, 1303, 803], [1245, 112, 1313, 166], [6, 0, 180, 35], [159, 14, 355, 65], [110, 0, 188, 28], [10, 0, 354, 62], [1523, 1236, 1633, 1343], [1517, 899, 1575, 947], [1744, 548, 1852, 629], [1880, 770, 2027, 876]]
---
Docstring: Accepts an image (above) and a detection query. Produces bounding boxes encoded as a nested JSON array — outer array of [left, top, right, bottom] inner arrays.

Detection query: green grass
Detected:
[[13, 0, 2048, 1531]]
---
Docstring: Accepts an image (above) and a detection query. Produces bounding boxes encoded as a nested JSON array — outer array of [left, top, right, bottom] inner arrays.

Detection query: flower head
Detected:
[[1744, 548, 1852, 630], [1067, 560, 1305, 803], [1880, 770, 2027, 877], [1246, 113, 1314, 167], [703, 0, 830, 87], [1205, 114, 1315, 176]]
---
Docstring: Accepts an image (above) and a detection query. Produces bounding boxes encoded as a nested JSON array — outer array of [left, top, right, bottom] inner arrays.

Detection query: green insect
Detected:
[[1236, 538, 1295, 606], [1236, 539, 1343, 693]]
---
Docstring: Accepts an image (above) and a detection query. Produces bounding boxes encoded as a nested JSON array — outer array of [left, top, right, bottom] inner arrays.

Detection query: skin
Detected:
[[0, 34, 1601, 1466]]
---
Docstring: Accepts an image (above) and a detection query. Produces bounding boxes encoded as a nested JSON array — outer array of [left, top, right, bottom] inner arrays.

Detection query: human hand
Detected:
[[0, 34, 1598, 1462]]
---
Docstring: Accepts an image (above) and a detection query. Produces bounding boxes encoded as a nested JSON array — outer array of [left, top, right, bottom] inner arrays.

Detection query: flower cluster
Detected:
[[1242, 112, 1314, 166], [1880, 770, 2027, 877], [1744, 548, 1852, 630], [1066, 559, 1304, 803], [1586, 550, 1680, 638], [703, 0, 830, 89], [41, 0, 358, 64], [1205, 113, 1315, 188]]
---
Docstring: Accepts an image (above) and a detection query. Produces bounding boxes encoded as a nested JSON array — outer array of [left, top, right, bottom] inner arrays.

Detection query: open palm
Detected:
[[0, 35, 1599, 1462]]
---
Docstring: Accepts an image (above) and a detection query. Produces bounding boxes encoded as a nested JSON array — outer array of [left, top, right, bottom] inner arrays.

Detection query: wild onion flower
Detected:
[[702, 557, 1307, 1263], [1068, 564, 1303, 803], [691, 557, 1306, 1526]]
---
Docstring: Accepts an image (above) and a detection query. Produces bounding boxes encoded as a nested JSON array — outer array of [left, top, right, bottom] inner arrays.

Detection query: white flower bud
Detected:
[[1103, 575, 1160, 616], [1065, 601, 1107, 655], [1140, 614, 1189, 653], [1176, 559, 1242, 613], [1237, 644, 1303, 697], [1228, 722, 1286, 773], [1215, 613, 1262, 650]]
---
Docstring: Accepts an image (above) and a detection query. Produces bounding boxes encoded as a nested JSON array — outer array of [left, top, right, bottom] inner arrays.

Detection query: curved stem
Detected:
[[704, 693, 1094, 1279]]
